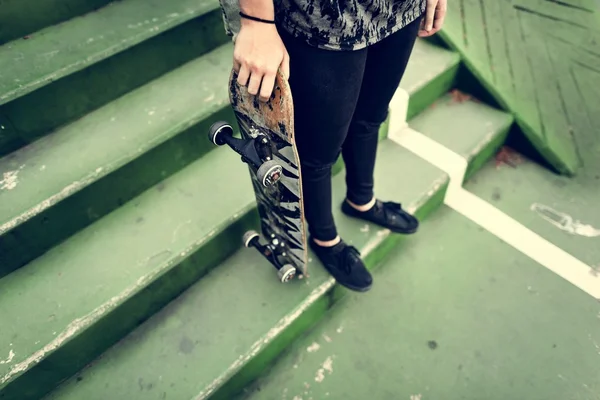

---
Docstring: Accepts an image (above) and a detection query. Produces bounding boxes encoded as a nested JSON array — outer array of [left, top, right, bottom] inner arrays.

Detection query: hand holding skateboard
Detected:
[[233, 5, 290, 102]]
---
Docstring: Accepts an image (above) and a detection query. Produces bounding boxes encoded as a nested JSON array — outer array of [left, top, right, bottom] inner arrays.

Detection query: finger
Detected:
[[433, 1, 446, 31], [247, 71, 263, 96], [233, 58, 241, 73], [425, 0, 436, 31], [259, 71, 276, 101], [281, 51, 290, 80], [237, 63, 250, 86]]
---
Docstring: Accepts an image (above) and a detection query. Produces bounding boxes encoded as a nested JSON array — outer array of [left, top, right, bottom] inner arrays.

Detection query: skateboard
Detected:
[[208, 69, 307, 282]]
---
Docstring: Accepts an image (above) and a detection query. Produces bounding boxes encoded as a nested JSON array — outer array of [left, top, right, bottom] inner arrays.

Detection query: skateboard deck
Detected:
[[208, 69, 307, 282]]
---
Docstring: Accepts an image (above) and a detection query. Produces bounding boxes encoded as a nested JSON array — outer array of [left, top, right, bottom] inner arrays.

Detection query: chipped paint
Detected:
[[531, 203, 600, 237], [0, 169, 20, 190], [314, 356, 334, 383], [410, 394, 422, 400], [322, 334, 332, 343], [322, 356, 333, 373], [306, 342, 320, 353], [336, 326, 343, 334], [0, 350, 15, 365], [315, 369, 325, 383]]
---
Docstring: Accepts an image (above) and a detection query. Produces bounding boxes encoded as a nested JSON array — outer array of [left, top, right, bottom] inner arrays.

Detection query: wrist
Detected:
[[239, 11, 275, 25]]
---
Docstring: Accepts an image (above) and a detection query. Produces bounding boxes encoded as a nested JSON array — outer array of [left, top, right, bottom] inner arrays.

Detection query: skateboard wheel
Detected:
[[208, 121, 233, 146], [278, 264, 296, 283], [242, 230, 260, 248], [257, 160, 283, 187]]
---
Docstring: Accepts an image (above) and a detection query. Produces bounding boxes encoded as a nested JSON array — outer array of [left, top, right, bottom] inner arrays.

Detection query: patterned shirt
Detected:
[[218, 0, 425, 51]]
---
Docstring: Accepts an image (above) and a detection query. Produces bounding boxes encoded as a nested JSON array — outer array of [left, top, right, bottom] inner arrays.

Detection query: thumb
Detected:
[[425, 0, 436, 31]]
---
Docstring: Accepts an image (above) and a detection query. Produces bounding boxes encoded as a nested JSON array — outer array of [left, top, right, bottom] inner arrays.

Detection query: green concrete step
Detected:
[[400, 38, 460, 120], [0, 43, 234, 278], [0, 145, 258, 400], [409, 92, 513, 181], [236, 205, 600, 399], [0, 0, 112, 46], [44, 138, 449, 400], [0, 0, 227, 152]]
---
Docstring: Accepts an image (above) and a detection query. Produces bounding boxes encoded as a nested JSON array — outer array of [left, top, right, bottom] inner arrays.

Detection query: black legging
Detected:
[[278, 17, 422, 242]]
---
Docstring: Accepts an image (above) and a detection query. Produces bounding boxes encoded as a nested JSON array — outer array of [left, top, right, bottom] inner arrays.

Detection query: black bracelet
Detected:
[[239, 11, 275, 24]]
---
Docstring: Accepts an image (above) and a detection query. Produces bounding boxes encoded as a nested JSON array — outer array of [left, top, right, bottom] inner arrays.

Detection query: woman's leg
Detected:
[[277, 27, 374, 292], [342, 17, 422, 207], [339, 17, 422, 234], [277, 27, 368, 243]]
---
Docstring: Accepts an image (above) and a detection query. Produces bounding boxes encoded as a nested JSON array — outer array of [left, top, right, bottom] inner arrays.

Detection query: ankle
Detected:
[[312, 235, 341, 248], [346, 197, 376, 212]]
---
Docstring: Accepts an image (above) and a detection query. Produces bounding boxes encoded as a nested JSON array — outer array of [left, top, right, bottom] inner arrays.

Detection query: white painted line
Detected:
[[391, 126, 467, 191], [388, 88, 600, 299], [448, 189, 600, 299]]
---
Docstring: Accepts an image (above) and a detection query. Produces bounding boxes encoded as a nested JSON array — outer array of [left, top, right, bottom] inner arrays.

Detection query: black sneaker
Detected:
[[341, 199, 419, 234], [309, 237, 372, 292]]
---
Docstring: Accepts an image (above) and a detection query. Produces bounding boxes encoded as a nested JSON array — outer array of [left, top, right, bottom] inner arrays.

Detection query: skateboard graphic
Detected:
[[208, 69, 307, 282]]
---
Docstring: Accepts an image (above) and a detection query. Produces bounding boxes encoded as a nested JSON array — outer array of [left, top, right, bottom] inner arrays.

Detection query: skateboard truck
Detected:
[[243, 230, 297, 283], [209, 121, 283, 187]]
